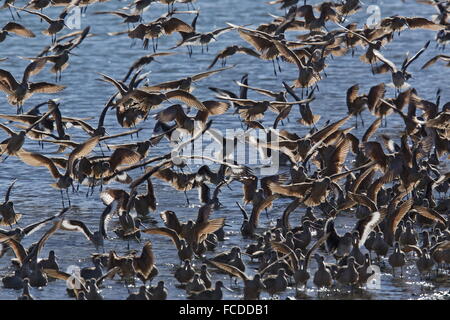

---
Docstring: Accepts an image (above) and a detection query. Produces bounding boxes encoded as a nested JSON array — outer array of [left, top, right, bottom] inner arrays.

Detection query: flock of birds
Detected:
[[0, 0, 449, 300]]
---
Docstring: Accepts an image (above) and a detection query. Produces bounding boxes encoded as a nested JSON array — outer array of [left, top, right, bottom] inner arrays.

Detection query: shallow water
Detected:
[[0, 0, 449, 300]]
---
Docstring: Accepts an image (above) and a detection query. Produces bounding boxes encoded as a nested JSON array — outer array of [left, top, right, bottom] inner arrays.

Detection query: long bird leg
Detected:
[[276, 57, 282, 72], [8, 5, 15, 20], [90, 181, 96, 197], [60, 189, 65, 208], [271, 60, 277, 76], [99, 143, 106, 157], [85, 183, 91, 197], [0, 153, 10, 163], [184, 190, 190, 206]]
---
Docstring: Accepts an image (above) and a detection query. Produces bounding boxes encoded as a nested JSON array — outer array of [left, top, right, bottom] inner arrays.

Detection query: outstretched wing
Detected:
[[141, 227, 182, 250]]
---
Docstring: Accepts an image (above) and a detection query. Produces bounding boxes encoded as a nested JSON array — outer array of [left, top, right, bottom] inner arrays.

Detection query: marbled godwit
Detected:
[[187, 280, 228, 300], [17, 135, 101, 207], [186, 273, 205, 294], [0, 22, 35, 43], [175, 260, 195, 284], [93, 10, 142, 26], [173, 25, 233, 54], [14, 6, 70, 43], [37, 250, 58, 272], [85, 279, 103, 300], [144, 66, 233, 93], [59, 210, 111, 250], [24, 0, 52, 10], [372, 41, 430, 91], [313, 254, 333, 290], [148, 280, 167, 300], [17, 279, 33, 300], [22, 31, 88, 82], [155, 100, 229, 134], [0, 179, 21, 227], [216, 94, 313, 122], [421, 54, 450, 69], [142, 227, 194, 262], [379, 15, 445, 36], [389, 242, 406, 277], [38, 26, 91, 57], [43, 266, 119, 299], [2, 269, 23, 289], [0, 105, 58, 161], [129, 0, 156, 15], [80, 258, 103, 281], [346, 84, 367, 128], [131, 241, 159, 284], [122, 52, 176, 82], [372, 232, 389, 261], [211, 260, 265, 300], [0, 59, 64, 111], [123, 14, 193, 51], [127, 285, 150, 300], [208, 45, 260, 69], [336, 257, 359, 290]]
